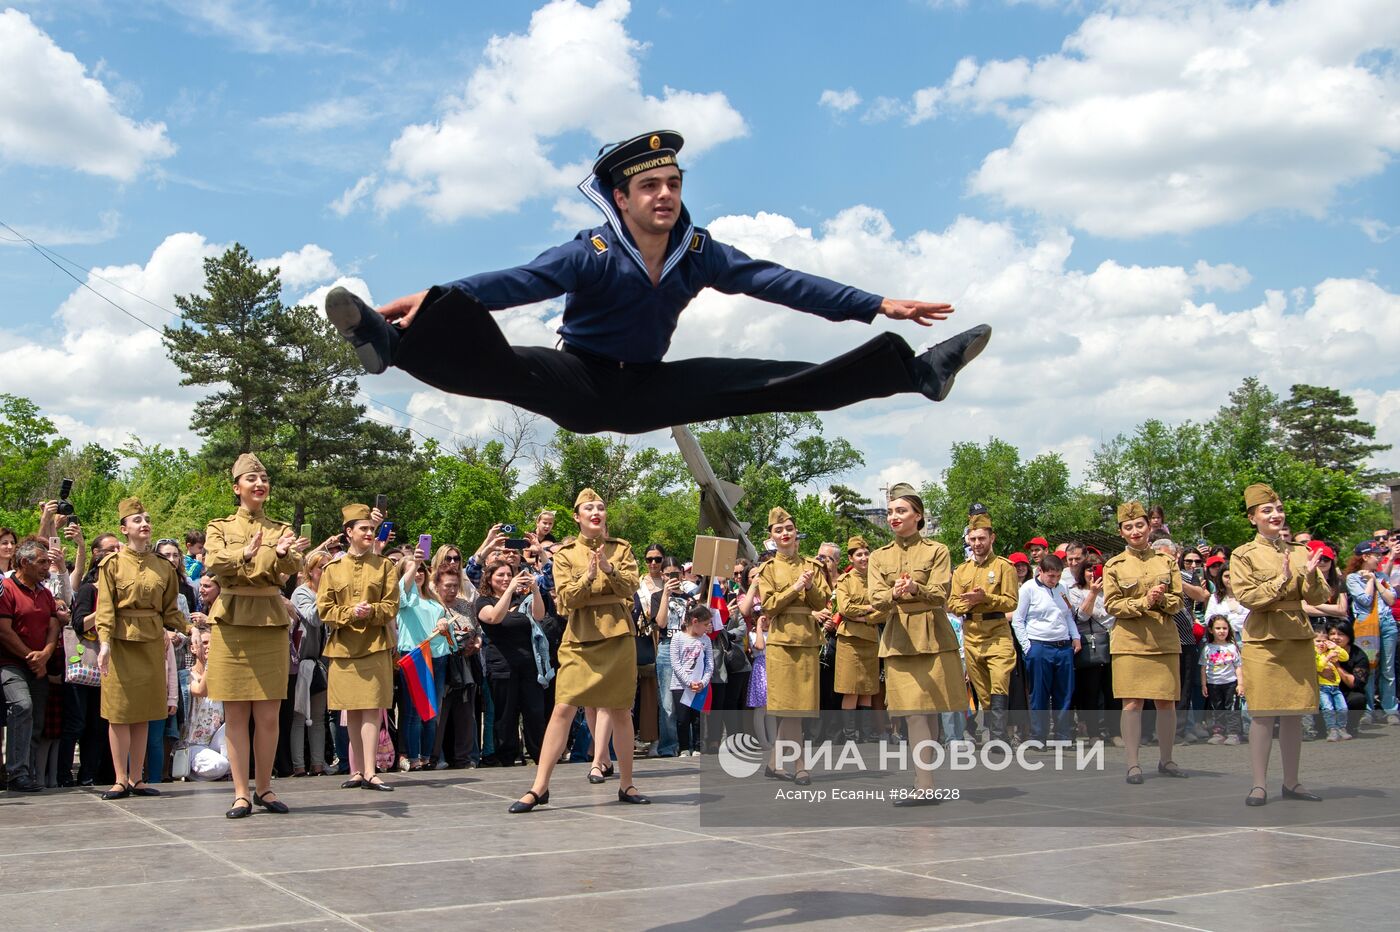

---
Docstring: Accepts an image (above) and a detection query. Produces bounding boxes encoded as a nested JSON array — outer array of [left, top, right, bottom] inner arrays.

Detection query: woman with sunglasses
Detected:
[[640, 546, 680, 758], [93, 497, 188, 800], [394, 551, 451, 771], [509, 488, 646, 812]]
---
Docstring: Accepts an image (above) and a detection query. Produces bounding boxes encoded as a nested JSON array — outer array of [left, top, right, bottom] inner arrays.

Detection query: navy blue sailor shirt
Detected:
[[441, 176, 884, 364]]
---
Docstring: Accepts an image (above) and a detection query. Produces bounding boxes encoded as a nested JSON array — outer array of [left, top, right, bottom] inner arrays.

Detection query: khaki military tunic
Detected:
[[318, 550, 400, 710], [93, 548, 187, 724], [869, 536, 964, 714], [833, 569, 883, 695], [757, 552, 830, 716], [204, 506, 304, 701], [1103, 545, 1182, 701], [1230, 534, 1331, 713], [552, 535, 640, 708], [948, 554, 1019, 703]]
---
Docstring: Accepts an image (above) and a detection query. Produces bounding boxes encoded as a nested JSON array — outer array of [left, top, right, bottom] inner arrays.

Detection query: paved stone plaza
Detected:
[[3, 732, 1398, 932]]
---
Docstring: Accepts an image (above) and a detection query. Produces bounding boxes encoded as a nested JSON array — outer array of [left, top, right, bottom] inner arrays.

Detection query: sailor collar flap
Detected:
[[578, 174, 696, 285]]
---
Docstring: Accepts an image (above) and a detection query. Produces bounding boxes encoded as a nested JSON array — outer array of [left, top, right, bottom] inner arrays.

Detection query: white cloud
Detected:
[[1355, 218, 1398, 244], [260, 98, 375, 132], [358, 0, 746, 222], [0, 233, 351, 455], [0, 211, 121, 248], [330, 175, 377, 218], [819, 88, 862, 113], [0, 9, 174, 180], [170, 1, 341, 55], [296, 277, 374, 314], [261, 244, 340, 291], [905, 0, 1400, 237]]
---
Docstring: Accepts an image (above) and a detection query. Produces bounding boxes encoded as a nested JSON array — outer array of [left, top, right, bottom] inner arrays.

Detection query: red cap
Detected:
[[1053, 549, 1067, 559], [1008, 552, 1029, 565], [1205, 554, 1225, 568], [1086, 546, 1103, 556], [1025, 537, 1049, 548], [1318, 545, 1336, 561], [1305, 539, 1326, 552]]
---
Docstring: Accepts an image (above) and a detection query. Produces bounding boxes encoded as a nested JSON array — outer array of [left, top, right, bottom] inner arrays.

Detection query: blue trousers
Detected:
[[1027, 640, 1075, 741]]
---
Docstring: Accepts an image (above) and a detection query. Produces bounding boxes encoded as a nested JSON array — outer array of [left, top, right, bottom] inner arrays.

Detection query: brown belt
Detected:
[[117, 610, 159, 619], [221, 586, 282, 597], [897, 601, 944, 613]]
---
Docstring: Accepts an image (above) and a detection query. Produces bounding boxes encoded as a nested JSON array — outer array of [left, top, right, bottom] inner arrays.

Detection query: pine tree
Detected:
[[1281, 384, 1392, 483]]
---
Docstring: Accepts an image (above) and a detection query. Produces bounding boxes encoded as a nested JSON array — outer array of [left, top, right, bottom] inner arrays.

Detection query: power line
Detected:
[[1, 217, 480, 449]]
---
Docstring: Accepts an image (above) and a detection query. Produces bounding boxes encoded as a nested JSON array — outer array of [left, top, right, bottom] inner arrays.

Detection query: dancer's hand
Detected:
[[378, 290, 429, 328], [879, 299, 954, 327]]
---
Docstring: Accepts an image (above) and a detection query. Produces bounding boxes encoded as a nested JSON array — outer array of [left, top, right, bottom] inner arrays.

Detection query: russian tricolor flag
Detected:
[[709, 580, 729, 626], [396, 639, 438, 722], [681, 683, 712, 712]]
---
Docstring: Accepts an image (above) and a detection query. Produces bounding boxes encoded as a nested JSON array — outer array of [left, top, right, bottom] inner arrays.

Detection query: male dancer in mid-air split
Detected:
[[326, 130, 990, 435]]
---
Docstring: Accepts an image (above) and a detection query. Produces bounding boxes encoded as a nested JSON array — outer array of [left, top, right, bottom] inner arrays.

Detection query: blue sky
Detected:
[[2, 0, 1397, 497]]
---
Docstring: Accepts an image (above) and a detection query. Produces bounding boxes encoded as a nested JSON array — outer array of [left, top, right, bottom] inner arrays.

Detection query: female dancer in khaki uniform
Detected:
[[203, 454, 307, 818], [755, 507, 830, 786], [1230, 483, 1330, 806], [317, 504, 400, 791], [1102, 501, 1186, 785], [868, 483, 963, 806], [94, 497, 187, 799], [510, 489, 647, 812]]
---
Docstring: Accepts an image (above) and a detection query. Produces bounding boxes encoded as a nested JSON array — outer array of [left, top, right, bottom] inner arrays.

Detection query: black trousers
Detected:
[[488, 671, 548, 766], [59, 683, 107, 784], [394, 287, 920, 434], [1071, 662, 1119, 738], [434, 684, 479, 766], [1205, 682, 1241, 736], [672, 690, 703, 753]]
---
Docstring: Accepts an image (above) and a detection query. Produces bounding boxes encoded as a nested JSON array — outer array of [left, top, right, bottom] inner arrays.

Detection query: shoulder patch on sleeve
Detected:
[[688, 232, 706, 253], [590, 235, 608, 254]]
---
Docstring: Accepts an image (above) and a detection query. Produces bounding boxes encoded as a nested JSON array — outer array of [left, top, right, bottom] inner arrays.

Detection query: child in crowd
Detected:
[[1317, 630, 1350, 742], [1199, 615, 1243, 745], [670, 603, 715, 757], [747, 614, 773, 748]]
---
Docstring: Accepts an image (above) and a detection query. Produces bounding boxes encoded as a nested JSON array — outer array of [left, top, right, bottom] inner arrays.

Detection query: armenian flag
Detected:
[[396, 638, 439, 722]]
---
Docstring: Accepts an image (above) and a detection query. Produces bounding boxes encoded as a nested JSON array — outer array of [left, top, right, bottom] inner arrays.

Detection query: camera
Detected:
[[501, 523, 517, 535], [56, 478, 75, 517]]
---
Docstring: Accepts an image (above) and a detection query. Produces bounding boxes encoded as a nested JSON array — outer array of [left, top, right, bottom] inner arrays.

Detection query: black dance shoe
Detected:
[[1282, 783, 1322, 802], [909, 324, 992, 402], [325, 286, 399, 375], [362, 777, 394, 792], [341, 772, 365, 789], [128, 783, 162, 797], [617, 785, 651, 805], [1157, 761, 1189, 778], [254, 791, 290, 813], [509, 789, 549, 813], [1125, 765, 1144, 785], [225, 796, 252, 819], [1245, 786, 1268, 807], [587, 766, 607, 785], [100, 784, 130, 800]]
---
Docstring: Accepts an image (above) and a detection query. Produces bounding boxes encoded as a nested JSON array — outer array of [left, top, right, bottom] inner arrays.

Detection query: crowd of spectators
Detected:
[[3, 500, 1398, 794]]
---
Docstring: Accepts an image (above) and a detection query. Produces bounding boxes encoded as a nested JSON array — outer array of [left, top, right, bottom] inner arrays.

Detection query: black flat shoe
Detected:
[[509, 789, 549, 813], [587, 766, 607, 785], [1245, 786, 1268, 807], [128, 782, 162, 797], [362, 777, 394, 792], [325, 286, 399, 374], [601, 763, 615, 778], [101, 785, 130, 800], [225, 796, 252, 819], [893, 795, 941, 808], [1282, 784, 1322, 802], [254, 791, 290, 813], [1125, 765, 1144, 785], [341, 772, 364, 789], [765, 767, 794, 781], [911, 324, 992, 402], [617, 785, 650, 805], [794, 771, 812, 786], [1157, 761, 1188, 778]]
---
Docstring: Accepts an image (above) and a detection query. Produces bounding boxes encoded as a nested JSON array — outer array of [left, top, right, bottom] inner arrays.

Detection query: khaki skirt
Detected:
[[206, 624, 289, 702], [102, 637, 166, 724], [834, 636, 880, 695], [328, 652, 393, 711], [766, 644, 820, 717], [884, 651, 966, 715], [1242, 638, 1318, 715], [557, 635, 637, 709], [1111, 652, 1180, 702]]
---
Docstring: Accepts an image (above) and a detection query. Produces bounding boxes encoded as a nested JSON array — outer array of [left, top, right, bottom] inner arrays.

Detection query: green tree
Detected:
[[1281, 383, 1391, 483], [925, 439, 1096, 555], [0, 394, 71, 514]]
